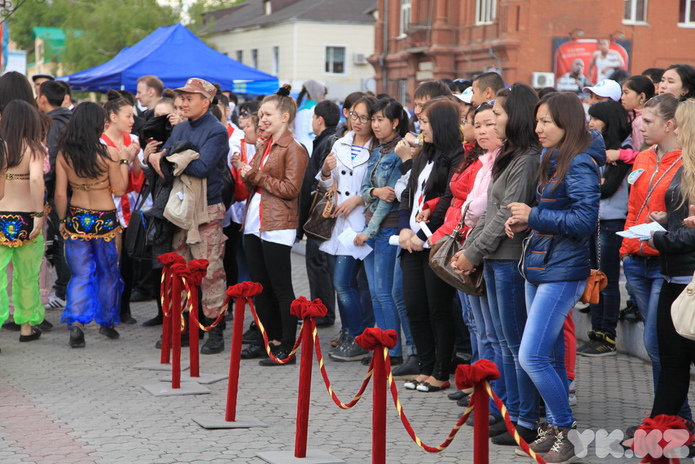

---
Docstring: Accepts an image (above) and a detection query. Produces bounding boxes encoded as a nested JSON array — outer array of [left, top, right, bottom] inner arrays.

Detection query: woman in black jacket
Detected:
[[646, 100, 695, 422], [397, 98, 464, 392]]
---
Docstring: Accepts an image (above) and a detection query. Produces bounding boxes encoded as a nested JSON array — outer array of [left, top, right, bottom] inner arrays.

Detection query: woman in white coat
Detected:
[[318, 96, 377, 362]]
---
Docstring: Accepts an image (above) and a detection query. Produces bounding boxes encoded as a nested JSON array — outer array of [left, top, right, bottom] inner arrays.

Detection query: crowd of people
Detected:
[[3, 62, 695, 463]]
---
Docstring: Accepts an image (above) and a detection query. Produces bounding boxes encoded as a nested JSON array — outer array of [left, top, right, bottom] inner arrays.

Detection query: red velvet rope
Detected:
[[385, 353, 471, 452], [313, 329, 374, 409], [290, 297, 328, 319], [355, 328, 397, 351], [247, 298, 302, 364], [455, 359, 500, 389], [227, 281, 264, 299], [634, 414, 693, 464]]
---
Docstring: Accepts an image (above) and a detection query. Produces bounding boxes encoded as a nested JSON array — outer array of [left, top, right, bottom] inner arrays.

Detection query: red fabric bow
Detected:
[[455, 359, 500, 390], [289, 297, 328, 319], [634, 414, 693, 464], [226, 281, 264, 299], [170, 263, 188, 276], [355, 328, 398, 350], [187, 260, 209, 286], [158, 252, 186, 267]]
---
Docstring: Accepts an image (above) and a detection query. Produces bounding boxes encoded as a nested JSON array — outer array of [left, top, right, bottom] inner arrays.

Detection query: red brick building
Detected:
[[370, 0, 695, 102]]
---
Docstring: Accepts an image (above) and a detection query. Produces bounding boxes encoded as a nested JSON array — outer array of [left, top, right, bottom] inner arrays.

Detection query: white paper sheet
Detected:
[[337, 228, 373, 260], [616, 221, 666, 241]]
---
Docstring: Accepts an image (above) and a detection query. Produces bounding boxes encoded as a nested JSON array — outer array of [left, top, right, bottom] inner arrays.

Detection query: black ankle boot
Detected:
[[201, 318, 225, 354]]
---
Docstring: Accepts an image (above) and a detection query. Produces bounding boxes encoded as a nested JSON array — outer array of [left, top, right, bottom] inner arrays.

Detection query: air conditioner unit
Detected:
[[353, 53, 369, 65], [531, 72, 555, 89]]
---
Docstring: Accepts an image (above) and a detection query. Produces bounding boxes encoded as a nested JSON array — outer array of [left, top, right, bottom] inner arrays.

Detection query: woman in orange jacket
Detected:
[[619, 94, 686, 415]]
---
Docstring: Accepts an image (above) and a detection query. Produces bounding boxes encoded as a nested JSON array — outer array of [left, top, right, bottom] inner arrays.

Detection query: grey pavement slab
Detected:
[[0, 248, 691, 463]]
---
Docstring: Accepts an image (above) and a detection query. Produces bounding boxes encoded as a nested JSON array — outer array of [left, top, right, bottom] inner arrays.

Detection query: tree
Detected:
[[8, 0, 181, 73], [185, 0, 244, 35]]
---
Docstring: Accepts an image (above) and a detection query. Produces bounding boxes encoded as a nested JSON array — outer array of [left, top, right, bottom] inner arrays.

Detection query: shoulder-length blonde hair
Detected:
[[676, 100, 695, 206]]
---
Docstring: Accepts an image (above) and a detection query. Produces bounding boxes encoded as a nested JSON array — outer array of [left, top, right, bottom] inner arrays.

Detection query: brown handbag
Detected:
[[579, 207, 608, 304], [303, 183, 337, 242], [428, 205, 485, 296]]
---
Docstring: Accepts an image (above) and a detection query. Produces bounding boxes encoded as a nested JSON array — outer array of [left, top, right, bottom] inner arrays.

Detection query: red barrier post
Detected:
[[186, 260, 209, 378], [294, 319, 313, 458], [225, 295, 247, 421], [170, 264, 186, 389], [372, 346, 387, 464], [354, 328, 398, 464], [157, 253, 186, 365], [187, 283, 200, 378], [455, 360, 502, 464], [472, 384, 489, 464]]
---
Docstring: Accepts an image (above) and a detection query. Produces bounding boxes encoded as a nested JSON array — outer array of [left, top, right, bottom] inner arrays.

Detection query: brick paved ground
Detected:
[[0, 247, 691, 463]]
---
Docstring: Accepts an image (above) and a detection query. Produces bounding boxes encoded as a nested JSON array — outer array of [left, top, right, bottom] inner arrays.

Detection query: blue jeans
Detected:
[[521, 280, 586, 428], [621, 255, 662, 387], [466, 292, 503, 416], [589, 219, 624, 338], [326, 255, 365, 338], [364, 228, 402, 356], [458, 292, 478, 362], [393, 255, 416, 356], [484, 259, 538, 428]]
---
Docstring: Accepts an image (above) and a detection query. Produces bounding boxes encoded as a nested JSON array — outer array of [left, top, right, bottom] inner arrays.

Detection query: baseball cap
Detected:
[[582, 79, 621, 102], [31, 73, 55, 83], [176, 78, 216, 100], [455, 86, 473, 104]]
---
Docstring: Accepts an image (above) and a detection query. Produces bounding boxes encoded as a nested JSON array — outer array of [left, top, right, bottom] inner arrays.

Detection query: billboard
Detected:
[[553, 38, 631, 94]]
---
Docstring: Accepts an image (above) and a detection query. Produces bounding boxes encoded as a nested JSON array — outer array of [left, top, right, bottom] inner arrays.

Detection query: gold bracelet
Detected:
[[119, 159, 129, 165], [30, 211, 44, 218], [59, 218, 68, 224]]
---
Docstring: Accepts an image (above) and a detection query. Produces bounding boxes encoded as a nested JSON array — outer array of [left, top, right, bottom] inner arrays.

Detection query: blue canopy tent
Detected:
[[61, 24, 278, 95]]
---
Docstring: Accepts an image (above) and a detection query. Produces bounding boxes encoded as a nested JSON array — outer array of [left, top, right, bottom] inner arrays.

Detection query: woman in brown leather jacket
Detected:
[[233, 85, 309, 365]]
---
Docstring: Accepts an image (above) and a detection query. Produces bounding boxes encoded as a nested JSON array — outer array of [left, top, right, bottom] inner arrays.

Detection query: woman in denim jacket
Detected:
[[354, 99, 408, 364]]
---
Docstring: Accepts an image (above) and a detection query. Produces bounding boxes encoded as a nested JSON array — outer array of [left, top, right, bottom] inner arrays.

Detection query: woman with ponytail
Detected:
[[234, 85, 309, 365], [102, 90, 143, 325]]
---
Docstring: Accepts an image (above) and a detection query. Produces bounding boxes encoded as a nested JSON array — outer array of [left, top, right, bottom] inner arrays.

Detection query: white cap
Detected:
[[455, 86, 473, 104], [582, 79, 621, 102]]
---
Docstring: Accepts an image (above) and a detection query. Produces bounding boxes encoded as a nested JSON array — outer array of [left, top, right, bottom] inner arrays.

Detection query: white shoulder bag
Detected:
[[671, 272, 695, 341]]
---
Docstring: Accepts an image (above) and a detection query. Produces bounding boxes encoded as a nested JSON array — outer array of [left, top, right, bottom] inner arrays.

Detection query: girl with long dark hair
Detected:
[[354, 98, 408, 364], [398, 97, 464, 392], [319, 95, 376, 363], [578, 100, 632, 356], [0, 100, 45, 344], [507, 92, 603, 462], [102, 91, 143, 325], [56, 102, 130, 348], [453, 83, 541, 443]]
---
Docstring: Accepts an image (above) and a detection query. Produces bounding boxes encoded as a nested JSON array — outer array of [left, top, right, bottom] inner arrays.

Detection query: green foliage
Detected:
[[9, 0, 182, 73], [186, 0, 244, 35]]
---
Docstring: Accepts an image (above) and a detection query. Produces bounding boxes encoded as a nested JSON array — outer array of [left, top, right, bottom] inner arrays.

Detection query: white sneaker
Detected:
[[45, 294, 66, 310]]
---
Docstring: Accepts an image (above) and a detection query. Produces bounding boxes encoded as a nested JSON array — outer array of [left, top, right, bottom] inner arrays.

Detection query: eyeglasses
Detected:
[[239, 111, 252, 118], [349, 111, 371, 123]]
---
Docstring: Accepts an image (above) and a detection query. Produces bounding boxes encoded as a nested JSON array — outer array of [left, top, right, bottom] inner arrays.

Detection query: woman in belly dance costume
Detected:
[[0, 100, 45, 346], [55, 102, 130, 347]]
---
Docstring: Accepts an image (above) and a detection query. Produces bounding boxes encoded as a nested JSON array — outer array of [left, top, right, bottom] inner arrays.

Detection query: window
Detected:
[[624, 0, 647, 23], [476, 0, 497, 25], [680, 0, 695, 25], [272, 46, 279, 75], [251, 48, 258, 68], [400, 0, 411, 36], [325, 46, 346, 74], [236, 50, 243, 63]]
